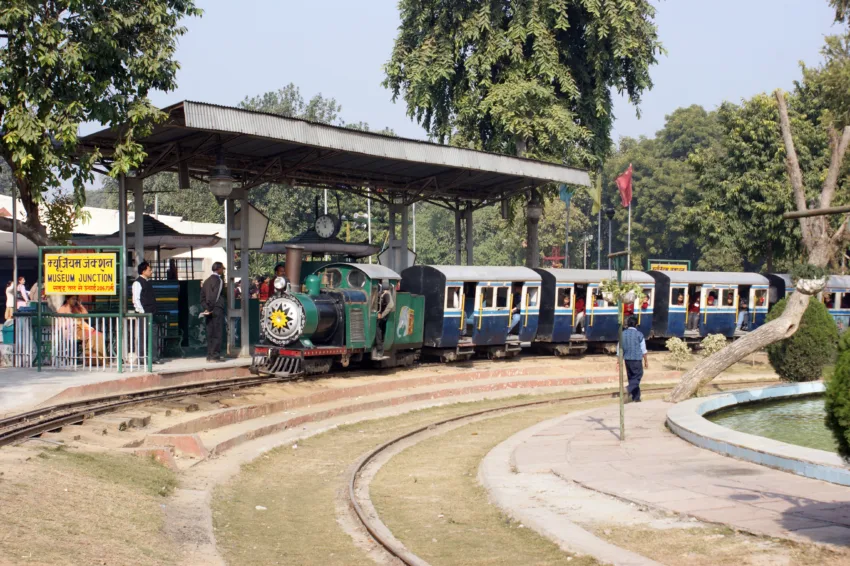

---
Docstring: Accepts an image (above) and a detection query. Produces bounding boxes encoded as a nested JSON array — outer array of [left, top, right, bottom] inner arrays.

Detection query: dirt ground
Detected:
[[0, 445, 177, 566], [211, 391, 616, 566]]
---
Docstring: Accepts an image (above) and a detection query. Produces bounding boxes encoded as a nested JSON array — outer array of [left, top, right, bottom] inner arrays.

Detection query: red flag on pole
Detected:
[[616, 164, 633, 208]]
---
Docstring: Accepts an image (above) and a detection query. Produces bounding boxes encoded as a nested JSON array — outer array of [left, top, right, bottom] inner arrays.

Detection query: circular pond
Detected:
[[707, 395, 837, 453]]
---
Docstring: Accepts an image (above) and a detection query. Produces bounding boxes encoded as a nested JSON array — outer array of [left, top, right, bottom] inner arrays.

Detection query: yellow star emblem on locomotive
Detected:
[[270, 309, 289, 329]]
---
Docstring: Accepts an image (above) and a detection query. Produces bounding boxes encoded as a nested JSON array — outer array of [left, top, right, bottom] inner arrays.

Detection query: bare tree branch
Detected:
[[0, 216, 53, 247], [775, 90, 813, 247], [821, 125, 850, 209]]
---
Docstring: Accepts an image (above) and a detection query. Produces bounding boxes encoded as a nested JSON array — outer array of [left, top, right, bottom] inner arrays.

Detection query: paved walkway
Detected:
[[512, 400, 850, 547], [0, 357, 250, 415]]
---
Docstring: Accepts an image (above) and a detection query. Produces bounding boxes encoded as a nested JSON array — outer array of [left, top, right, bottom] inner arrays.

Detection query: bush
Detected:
[[700, 334, 727, 357], [765, 297, 839, 382], [665, 337, 691, 370], [826, 333, 850, 460]]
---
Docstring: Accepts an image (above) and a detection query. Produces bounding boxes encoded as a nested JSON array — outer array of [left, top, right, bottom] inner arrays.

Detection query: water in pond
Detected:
[[707, 395, 838, 453]]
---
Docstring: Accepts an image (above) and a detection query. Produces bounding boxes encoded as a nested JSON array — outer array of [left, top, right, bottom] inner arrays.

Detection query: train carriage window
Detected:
[[824, 292, 838, 309], [557, 287, 572, 308], [324, 269, 342, 288], [704, 289, 719, 307], [754, 289, 768, 308], [347, 270, 367, 289], [590, 288, 606, 308], [720, 289, 736, 308], [841, 293, 850, 309], [640, 287, 653, 310], [672, 287, 687, 307], [527, 286, 539, 307], [479, 287, 495, 309], [496, 287, 509, 308], [445, 286, 461, 309]]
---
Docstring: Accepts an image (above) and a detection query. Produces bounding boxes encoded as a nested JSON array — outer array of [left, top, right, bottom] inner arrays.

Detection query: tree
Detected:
[[825, 332, 850, 459], [765, 297, 838, 382], [384, 0, 662, 267], [669, 33, 850, 401], [0, 1, 201, 246]]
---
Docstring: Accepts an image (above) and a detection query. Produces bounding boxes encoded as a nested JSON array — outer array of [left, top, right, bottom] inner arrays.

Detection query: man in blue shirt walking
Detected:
[[620, 316, 649, 403]]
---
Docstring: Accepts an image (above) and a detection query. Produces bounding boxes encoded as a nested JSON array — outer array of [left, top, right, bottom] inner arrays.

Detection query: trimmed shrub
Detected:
[[700, 334, 727, 357], [765, 297, 839, 382], [665, 337, 691, 370], [826, 332, 850, 460]]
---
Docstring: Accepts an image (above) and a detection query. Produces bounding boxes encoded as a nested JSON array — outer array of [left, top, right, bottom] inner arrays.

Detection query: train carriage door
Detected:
[[445, 284, 463, 343], [554, 285, 574, 342], [519, 284, 540, 341], [637, 285, 654, 336], [462, 282, 477, 337], [670, 286, 688, 336], [474, 285, 497, 344], [749, 287, 769, 330], [700, 285, 718, 335]]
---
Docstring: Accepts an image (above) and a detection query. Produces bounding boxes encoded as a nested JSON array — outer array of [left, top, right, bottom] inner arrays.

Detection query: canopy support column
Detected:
[[385, 198, 410, 272], [454, 207, 462, 265], [128, 177, 144, 267], [239, 193, 250, 358], [224, 195, 250, 358], [464, 204, 473, 266], [118, 175, 128, 287]]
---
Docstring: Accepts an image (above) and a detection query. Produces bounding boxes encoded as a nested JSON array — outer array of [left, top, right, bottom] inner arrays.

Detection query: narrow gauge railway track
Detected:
[[347, 379, 779, 566], [0, 374, 299, 448], [0, 352, 609, 448]]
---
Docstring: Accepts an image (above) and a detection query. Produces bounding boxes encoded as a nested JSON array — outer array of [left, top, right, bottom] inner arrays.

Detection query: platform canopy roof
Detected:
[[79, 101, 591, 206], [72, 214, 221, 249]]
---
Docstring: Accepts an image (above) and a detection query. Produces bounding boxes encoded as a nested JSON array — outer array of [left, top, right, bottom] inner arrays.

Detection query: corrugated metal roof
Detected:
[[419, 265, 542, 282], [321, 262, 401, 281], [828, 275, 850, 289], [182, 102, 590, 187], [655, 271, 770, 285], [537, 268, 655, 284]]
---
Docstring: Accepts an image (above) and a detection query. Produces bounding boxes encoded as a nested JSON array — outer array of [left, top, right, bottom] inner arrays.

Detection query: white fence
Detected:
[[13, 313, 153, 372]]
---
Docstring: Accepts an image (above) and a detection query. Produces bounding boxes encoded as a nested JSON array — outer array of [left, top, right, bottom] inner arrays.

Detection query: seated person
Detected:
[[57, 295, 105, 359], [725, 293, 735, 307], [706, 293, 716, 306], [624, 301, 634, 316], [562, 294, 571, 309], [676, 294, 685, 307], [509, 285, 522, 334], [640, 294, 650, 310]]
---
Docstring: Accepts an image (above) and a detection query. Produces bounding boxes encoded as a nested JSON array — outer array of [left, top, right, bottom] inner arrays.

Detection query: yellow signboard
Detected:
[[44, 253, 118, 295], [648, 262, 688, 272]]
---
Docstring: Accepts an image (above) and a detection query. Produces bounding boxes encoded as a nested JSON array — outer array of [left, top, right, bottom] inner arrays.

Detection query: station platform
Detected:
[[0, 357, 252, 417]]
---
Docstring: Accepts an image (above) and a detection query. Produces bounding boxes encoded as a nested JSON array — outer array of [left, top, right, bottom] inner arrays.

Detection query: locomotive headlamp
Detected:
[[273, 276, 289, 292]]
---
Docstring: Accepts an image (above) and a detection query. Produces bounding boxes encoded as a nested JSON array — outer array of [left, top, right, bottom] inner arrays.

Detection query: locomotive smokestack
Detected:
[[285, 245, 304, 291]]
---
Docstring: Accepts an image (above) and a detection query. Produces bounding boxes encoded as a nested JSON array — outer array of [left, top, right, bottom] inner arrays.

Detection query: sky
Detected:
[[85, 0, 843, 143]]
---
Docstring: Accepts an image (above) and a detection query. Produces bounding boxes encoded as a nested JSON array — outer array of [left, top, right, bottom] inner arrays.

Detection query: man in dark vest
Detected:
[[202, 262, 226, 362], [132, 261, 162, 363]]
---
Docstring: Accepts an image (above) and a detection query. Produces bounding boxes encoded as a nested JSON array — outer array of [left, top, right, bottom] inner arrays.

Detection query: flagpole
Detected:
[[627, 202, 632, 270], [597, 206, 602, 268], [565, 200, 571, 268]]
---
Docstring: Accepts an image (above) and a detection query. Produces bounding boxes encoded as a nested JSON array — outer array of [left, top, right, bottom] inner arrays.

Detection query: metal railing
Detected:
[[12, 312, 153, 373]]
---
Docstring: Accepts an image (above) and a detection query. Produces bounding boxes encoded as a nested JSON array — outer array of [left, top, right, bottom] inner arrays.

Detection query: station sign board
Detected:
[[44, 253, 118, 295], [647, 259, 690, 272]]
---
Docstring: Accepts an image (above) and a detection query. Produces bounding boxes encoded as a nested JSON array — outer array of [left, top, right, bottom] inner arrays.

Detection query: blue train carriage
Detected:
[[767, 273, 850, 333], [648, 271, 770, 340], [532, 268, 655, 354], [399, 265, 541, 361], [251, 263, 424, 377]]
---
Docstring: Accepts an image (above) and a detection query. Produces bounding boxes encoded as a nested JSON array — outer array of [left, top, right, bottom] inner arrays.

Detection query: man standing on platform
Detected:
[[202, 262, 226, 362], [132, 261, 162, 364], [620, 316, 648, 403]]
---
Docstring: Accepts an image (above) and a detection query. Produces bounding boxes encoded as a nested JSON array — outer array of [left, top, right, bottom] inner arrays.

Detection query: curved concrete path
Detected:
[[504, 400, 850, 548]]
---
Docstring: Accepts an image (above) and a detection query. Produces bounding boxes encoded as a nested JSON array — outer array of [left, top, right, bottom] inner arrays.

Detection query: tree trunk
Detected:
[[0, 216, 53, 247]]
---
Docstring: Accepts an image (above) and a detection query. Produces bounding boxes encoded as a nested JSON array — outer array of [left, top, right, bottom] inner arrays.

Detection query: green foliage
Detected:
[[766, 297, 839, 382], [665, 337, 691, 370], [825, 332, 850, 460], [790, 263, 829, 282], [799, 33, 850, 129], [599, 279, 642, 304], [0, 0, 201, 240], [700, 334, 728, 357], [43, 193, 92, 245], [384, 0, 662, 168]]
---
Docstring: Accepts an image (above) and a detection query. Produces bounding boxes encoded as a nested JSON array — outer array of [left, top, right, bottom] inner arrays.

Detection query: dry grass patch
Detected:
[[369, 401, 608, 566], [212, 391, 618, 566], [594, 524, 850, 566], [0, 446, 177, 566]]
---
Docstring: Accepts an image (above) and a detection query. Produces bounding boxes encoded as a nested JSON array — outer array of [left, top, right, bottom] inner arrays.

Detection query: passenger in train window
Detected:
[[726, 293, 735, 307], [676, 294, 685, 306], [562, 292, 571, 308], [624, 300, 634, 316], [824, 294, 835, 308], [706, 293, 716, 306], [640, 293, 650, 310], [510, 284, 522, 334]]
